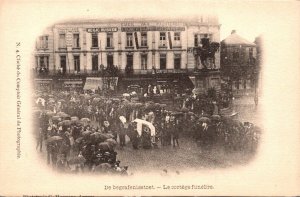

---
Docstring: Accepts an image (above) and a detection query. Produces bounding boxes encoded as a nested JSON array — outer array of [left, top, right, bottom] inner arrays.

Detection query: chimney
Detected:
[[231, 30, 236, 34]]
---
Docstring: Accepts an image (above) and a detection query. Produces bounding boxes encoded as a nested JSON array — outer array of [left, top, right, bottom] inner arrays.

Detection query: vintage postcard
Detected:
[[0, 0, 299, 196]]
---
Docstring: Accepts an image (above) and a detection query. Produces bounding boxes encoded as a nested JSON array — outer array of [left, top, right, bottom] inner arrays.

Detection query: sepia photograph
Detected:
[[33, 17, 262, 175], [0, 0, 299, 196]]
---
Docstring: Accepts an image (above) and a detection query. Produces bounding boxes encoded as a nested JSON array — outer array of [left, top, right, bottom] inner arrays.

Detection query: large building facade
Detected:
[[220, 30, 257, 96], [34, 17, 221, 93]]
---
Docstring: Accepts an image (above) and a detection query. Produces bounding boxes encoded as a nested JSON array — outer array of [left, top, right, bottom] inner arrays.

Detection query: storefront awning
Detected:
[[84, 77, 118, 90], [84, 77, 103, 90]]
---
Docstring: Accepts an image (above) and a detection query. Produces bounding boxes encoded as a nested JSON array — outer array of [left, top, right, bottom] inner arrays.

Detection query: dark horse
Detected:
[[199, 41, 220, 69]]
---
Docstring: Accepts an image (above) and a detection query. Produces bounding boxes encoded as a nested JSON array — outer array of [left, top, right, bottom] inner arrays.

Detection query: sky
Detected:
[[2, 0, 295, 45], [218, 13, 263, 42]]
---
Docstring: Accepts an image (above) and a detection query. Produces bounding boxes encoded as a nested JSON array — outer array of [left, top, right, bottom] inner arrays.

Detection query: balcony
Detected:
[[173, 45, 182, 49], [32, 67, 220, 79], [125, 46, 134, 50], [105, 46, 114, 50], [90, 47, 99, 50]]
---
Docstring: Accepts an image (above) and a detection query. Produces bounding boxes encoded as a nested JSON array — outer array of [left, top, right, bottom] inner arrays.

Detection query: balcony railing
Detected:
[[32, 67, 220, 78]]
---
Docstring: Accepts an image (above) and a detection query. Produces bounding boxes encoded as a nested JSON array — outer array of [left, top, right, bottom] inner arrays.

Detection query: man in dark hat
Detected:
[[141, 126, 152, 149], [128, 122, 139, 149], [172, 118, 180, 147], [165, 122, 172, 146]]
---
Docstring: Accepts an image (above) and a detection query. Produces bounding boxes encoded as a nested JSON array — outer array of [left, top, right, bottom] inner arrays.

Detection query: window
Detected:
[[233, 49, 239, 63], [74, 55, 80, 72], [249, 47, 254, 64], [141, 54, 147, 70], [59, 34, 66, 48], [174, 32, 180, 41], [174, 32, 181, 47], [39, 56, 49, 68], [60, 56, 66, 73], [107, 54, 113, 68], [92, 34, 98, 48], [73, 33, 80, 48], [200, 34, 212, 40], [126, 54, 133, 74], [249, 48, 253, 57], [160, 54, 166, 69], [141, 32, 147, 47], [200, 34, 210, 48], [126, 33, 133, 47], [159, 32, 166, 47], [174, 54, 181, 69], [194, 34, 199, 47], [106, 33, 113, 48], [194, 34, 213, 47], [92, 55, 98, 71], [39, 36, 48, 49], [127, 54, 133, 67]]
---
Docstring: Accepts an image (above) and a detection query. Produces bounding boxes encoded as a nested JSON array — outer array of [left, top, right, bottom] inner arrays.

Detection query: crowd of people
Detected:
[[33, 88, 261, 174]]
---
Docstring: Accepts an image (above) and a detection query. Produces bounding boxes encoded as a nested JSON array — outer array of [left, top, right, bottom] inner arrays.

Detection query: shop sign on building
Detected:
[[121, 26, 185, 32], [121, 21, 185, 32], [86, 27, 118, 33], [58, 28, 79, 33]]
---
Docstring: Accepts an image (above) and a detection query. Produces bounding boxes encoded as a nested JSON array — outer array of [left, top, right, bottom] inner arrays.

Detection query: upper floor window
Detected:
[[174, 32, 180, 41], [233, 48, 240, 63], [141, 32, 147, 47], [106, 33, 113, 48], [92, 33, 98, 48], [174, 54, 181, 69], [126, 33, 133, 47], [160, 54, 167, 69], [38, 56, 49, 68], [74, 55, 80, 72], [73, 33, 80, 48], [249, 47, 255, 65], [249, 48, 253, 56], [194, 34, 213, 47], [38, 36, 48, 49], [159, 32, 166, 47], [194, 34, 198, 47], [92, 55, 98, 71], [200, 34, 210, 48], [107, 54, 114, 68], [141, 54, 147, 70], [59, 34, 66, 48], [174, 32, 181, 46]]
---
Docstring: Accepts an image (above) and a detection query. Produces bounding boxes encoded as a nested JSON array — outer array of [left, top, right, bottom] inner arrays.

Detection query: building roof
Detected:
[[222, 30, 256, 47], [53, 16, 220, 26]]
